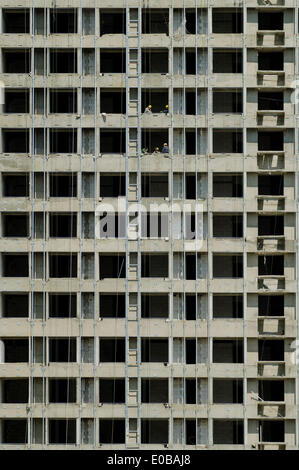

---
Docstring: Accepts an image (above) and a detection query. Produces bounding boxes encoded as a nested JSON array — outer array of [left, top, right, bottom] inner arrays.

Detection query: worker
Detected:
[[153, 147, 160, 154], [161, 104, 169, 114], [161, 143, 169, 153], [144, 105, 152, 114], [142, 147, 148, 154]]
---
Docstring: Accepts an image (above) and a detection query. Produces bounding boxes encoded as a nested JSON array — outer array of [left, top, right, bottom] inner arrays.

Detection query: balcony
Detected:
[[257, 236, 285, 252], [258, 317, 285, 336], [256, 31, 284, 47]]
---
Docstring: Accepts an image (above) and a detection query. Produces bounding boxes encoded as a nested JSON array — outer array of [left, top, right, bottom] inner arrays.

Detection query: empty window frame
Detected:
[[49, 339, 77, 362], [99, 420, 125, 444], [213, 90, 242, 113], [213, 130, 243, 153], [258, 175, 284, 196], [100, 90, 126, 114], [100, 9, 126, 35], [142, 50, 169, 73], [258, 132, 284, 151], [258, 52, 283, 71], [213, 50, 242, 73], [49, 379, 76, 403], [2, 254, 29, 277], [213, 215, 243, 238], [142, 10, 169, 34], [141, 338, 169, 363], [2, 293, 29, 318], [48, 419, 76, 444], [258, 12, 283, 30], [49, 214, 77, 238], [99, 254, 126, 279], [142, 89, 169, 113], [213, 420, 244, 445], [258, 255, 284, 276], [100, 50, 126, 73], [141, 420, 168, 444], [142, 174, 169, 197], [260, 421, 284, 443], [49, 294, 77, 318], [3, 129, 29, 153], [2, 214, 29, 237], [258, 216, 284, 236], [3, 9, 30, 33], [50, 9, 77, 34], [213, 255, 243, 278], [258, 295, 284, 317], [4, 90, 29, 113], [213, 174, 243, 197], [99, 174, 126, 197], [213, 379, 243, 404], [258, 340, 284, 361], [2, 379, 29, 403], [141, 254, 168, 278], [213, 340, 244, 363], [99, 379, 125, 403], [141, 294, 169, 318], [259, 380, 284, 401], [50, 49, 77, 73], [100, 130, 125, 153], [2, 339, 29, 362], [1, 420, 28, 444], [49, 173, 77, 197], [3, 49, 31, 73], [50, 89, 77, 113], [213, 295, 243, 319], [2, 174, 29, 197], [212, 10, 243, 33], [141, 130, 169, 154], [99, 294, 125, 318], [49, 254, 77, 278], [141, 379, 169, 403], [99, 339, 125, 362], [258, 92, 284, 111], [50, 129, 77, 153]]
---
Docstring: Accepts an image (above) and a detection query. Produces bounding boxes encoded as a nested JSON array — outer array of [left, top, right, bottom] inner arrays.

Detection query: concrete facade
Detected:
[[0, 0, 297, 450]]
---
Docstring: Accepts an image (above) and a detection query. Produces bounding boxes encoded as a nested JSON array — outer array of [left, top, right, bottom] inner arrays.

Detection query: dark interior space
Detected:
[[2, 379, 29, 403], [49, 254, 77, 278], [141, 379, 168, 403], [2, 174, 29, 197], [49, 419, 76, 444], [142, 90, 169, 113], [99, 339, 125, 362], [185, 174, 196, 199], [49, 174, 77, 197], [49, 214, 77, 238], [100, 130, 125, 153], [3, 339, 29, 362], [185, 295, 196, 320], [213, 51, 243, 73], [100, 50, 126, 73], [99, 255, 126, 279], [100, 174, 126, 197], [258, 295, 284, 316], [213, 255, 243, 278], [213, 295, 243, 319], [213, 91, 242, 113], [99, 379, 125, 403], [213, 420, 244, 444], [213, 379, 243, 403], [258, 255, 284, 276], [49, 339, 77, 362], [259, 380, 284, 401], [213, 340, 244, 363], [142, 10, 169, 34], [212, 10, 243, 33], [185, 10, 197, 34], [99, 419, 125, 444], [49, 379, 76, 403], [5, 90, 29, 113], [258, 216, 284, 236], [186, 254, 197, 280], [100, 90, 126, 113], [3, 49, 30, 73], [3, 130, 29, 153], [2, 420, 27, 444], [258, 175, 284, 195], [141, 338, 168, 363], [186, 419, 196, 445], [141, 254, 168, 277], [142, 130, 169, 154], [50, 49, 77, 73], [258, 92, 284, 111], [213, 174, 243, 197], [186, 379, 196, 404], [186, 339, 196, 364], [49, 294, 77, 318], [258, 12, 283, 30], [142, 50, 169, 73], [50, 89, 77, 113], [258, 131, 283, 151], [213, 130, 243, 153], [142, 174, 168, 197], [3, 254, 28, 277], [3, 214, 29, 237], [3, 294, 29, 318], [141, 420, 168, 444], [258, 340, 284, 361], [186, 90, 196, 114], [3, 9, 30, 33], [100, 294, 126, 318], [260, 421, 284, 442], [50, 9, 77, 34], [213, 215, 243, 238], [100, 10, 126, 35], [141, 294, 169, 318], [258, 52, 284, 70], [50, 129, 77, 153]]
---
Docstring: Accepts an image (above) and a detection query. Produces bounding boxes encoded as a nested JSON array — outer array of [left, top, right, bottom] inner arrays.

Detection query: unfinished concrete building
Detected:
[[0, 0, 298, 450]]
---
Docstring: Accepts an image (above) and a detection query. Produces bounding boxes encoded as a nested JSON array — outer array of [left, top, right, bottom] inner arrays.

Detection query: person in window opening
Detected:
[[153, 147, 160, 154], [161, 143, 169, 153], [142, 147, 148, 154], [144, 105, 152, 113], [161, 104, 169, 114]]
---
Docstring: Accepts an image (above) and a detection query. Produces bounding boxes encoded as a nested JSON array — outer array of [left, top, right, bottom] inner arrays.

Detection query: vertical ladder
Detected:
[[125, 2, 142, 449]]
